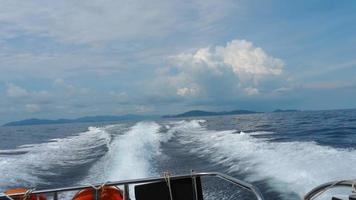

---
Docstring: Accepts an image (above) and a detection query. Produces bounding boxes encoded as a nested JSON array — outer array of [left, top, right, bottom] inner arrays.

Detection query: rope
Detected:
[[87, 182, 108, 200], [86, 182, 111, 191], [88, 183, 103, 190], [23, 189, 35, 200], [352, 181, 356, 193], [163, 172, 174, 200]]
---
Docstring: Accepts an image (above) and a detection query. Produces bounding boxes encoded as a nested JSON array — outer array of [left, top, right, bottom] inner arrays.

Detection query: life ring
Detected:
[[4, 188, 47, 200], [72, 186, 123, 200]]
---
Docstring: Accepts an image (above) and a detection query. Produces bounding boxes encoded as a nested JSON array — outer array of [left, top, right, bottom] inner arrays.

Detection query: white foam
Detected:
[[172, 120, 356, 198], [85, 121, 170, 183], [248, 131, 275, 136], [0, 126, 111, 190]]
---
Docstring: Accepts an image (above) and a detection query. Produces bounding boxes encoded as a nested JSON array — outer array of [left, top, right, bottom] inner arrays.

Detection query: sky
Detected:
[[1, 0, 356, 123]]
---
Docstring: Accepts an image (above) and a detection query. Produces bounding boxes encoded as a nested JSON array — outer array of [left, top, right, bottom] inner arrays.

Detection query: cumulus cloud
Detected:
[[173, 40, 283, 81], [3, 84, 49, 115], [6, 83, 50, 100], [218, 40, 283, 77], [176, 87, 199, 97], [168, 39, 284, 98], [54, 78, 89, 95], [5, 83, 29, 98]]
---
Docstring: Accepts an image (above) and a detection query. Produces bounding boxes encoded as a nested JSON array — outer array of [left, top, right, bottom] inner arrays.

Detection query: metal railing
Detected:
[[303, 179, 356, 200], [0, 172, 264, 200]]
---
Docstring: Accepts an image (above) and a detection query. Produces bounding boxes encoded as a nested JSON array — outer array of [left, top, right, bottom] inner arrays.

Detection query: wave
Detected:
[[0, 126, 111, 190], [84, 121, 171, 183], [0, 149, 29, 155], [170, 120, 356, 198]]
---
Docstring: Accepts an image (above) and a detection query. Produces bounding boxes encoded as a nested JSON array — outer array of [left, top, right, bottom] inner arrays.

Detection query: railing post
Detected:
[[53, 192, 58, 200], [191, 170, 199, 200], [93, 188, 99, 200], [124, 184, 130, 200]]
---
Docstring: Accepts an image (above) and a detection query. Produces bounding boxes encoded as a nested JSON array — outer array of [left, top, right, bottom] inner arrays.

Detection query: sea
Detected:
[[1, 109, 356, 200]]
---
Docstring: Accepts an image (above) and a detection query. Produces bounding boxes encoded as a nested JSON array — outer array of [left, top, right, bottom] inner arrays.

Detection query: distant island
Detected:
[[2, 115, 156, 127], [3, 108, 301, 126], [273, 109, 300, 113], [162, 109, 258, 118]]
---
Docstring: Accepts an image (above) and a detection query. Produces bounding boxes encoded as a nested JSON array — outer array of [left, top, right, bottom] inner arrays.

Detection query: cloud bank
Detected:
[[0, 0, 236, 44]]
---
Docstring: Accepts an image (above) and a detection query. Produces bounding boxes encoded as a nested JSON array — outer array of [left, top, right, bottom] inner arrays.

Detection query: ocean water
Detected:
[[1, 109, 356, 200]]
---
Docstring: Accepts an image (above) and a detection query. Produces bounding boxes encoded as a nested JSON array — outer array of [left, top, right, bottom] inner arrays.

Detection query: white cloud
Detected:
[[0, 1, 169, 43], [112, 103, 155, 114], [54, 78, 89, 95], [176, 87, 199, 97], [174, 40, 283, 82], [5, 83, 29, 98], [218, 40, 283, 77], [272, 87, 293, 94], [0, 0, 236, 44], [0, 0, 239, 80], [109, 91, 129, 104], [0, 52, 130, 78], [134, 105, 154, 113], [54, 78, 75, 91], [5, 83, 50, 99], [244, 87, 259, 96], [25, 104, 41, 113], [169, 39, 284, 97]]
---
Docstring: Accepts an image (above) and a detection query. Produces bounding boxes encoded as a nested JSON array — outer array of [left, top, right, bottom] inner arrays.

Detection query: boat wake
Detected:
[[168, 120, 356, 198], [84, 121, 171, 183], [0, 126, 111, 190], [1, 119, 355, 200], [0, 121, 172, 191]]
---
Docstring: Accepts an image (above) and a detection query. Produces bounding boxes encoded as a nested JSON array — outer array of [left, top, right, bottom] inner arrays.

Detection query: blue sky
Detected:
[[0, 0, 356, 123]]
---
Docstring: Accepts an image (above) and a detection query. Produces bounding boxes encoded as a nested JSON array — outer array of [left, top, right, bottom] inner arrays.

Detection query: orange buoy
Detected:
[[5, 188, 46, 200], [72, 186, 123, 200]]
